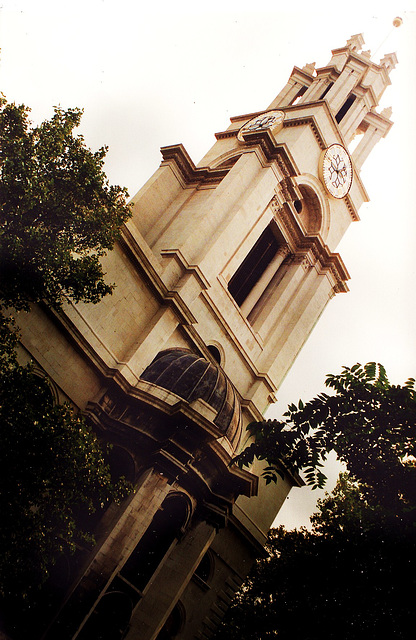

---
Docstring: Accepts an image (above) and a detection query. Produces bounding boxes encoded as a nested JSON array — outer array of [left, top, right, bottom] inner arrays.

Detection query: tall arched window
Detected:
[[336, 94, 356, 123], [294, 185, 322, 234], [228, 225, 280, 308], [120, 493, 191, 593], [78, 494, 191, 639], [193, 550, 214, 589], [156, 602, 185, 640]]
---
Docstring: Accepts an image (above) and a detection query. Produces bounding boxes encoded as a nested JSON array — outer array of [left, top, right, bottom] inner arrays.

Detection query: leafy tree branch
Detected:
[[235, 363, 416, 518], [215, 473, 416, 640], [0, 97, 131, 311]]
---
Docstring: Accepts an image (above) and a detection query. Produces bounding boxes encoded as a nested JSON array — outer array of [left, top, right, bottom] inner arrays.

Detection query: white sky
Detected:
[[1, 0, 415, 528]]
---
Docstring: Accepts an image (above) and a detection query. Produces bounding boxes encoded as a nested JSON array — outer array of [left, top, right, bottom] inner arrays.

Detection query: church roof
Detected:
[[140, 348, 242, 447]]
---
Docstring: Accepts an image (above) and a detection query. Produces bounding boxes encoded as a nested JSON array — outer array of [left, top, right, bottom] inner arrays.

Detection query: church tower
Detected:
[[15, 35, 395, 640]]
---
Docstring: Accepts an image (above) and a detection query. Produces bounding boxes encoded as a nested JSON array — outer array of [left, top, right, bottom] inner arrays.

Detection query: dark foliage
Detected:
[[0, 98, 132, 617], [0, 330, 128, 601], [215, 474, 416, 640], [235, 363, 416, 519], [218, 364, 416, 639], [0, 97, 131, 311]]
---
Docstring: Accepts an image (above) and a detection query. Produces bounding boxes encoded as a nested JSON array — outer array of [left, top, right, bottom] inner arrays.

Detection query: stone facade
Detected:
[[14, 35, 395, 639]]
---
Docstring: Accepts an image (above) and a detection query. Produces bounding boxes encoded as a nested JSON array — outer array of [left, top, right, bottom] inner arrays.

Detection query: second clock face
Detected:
[[237, 110, 285, 142], [319, 144, 353, 199]]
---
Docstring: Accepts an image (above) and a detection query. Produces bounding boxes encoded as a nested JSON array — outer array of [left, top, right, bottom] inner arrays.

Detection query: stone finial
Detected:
[[361, 50, 371, 58], [380, 52, 398, 72], [381, 106, 393, 119], [302, 62, 316, 75], [346, 34, 365, 52]]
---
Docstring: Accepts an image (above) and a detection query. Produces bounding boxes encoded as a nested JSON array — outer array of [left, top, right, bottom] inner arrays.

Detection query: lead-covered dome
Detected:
[[140, 348, 241, 447]]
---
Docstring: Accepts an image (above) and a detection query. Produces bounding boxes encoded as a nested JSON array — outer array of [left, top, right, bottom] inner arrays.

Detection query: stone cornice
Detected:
[[288, 64, 316, 83], [359, 108, 394, 137], [85, 385, 258, 500], [280, 113, 327, 150], [272, 199, 350, 292], [159, 248, 210, 290], [120, 226, 198, 325], [314, 65, 340, 81], [238, 130, 297, 175], [160, 144, 229, 187], [323, 47, 393, 89]]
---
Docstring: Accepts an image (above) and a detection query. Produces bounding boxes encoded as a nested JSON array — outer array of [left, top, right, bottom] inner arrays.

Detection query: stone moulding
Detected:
[[84, 380, 259, 503], [160, 144, 230, 187], [272, 198, 350, 293]]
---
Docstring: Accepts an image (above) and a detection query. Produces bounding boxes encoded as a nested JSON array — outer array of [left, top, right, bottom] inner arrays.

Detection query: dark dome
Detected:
[[140, 348, 241, 446]]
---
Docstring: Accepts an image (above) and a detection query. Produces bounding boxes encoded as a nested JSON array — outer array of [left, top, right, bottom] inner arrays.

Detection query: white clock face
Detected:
[[237, 110, 285, 142], [319, 144, 353, 199]]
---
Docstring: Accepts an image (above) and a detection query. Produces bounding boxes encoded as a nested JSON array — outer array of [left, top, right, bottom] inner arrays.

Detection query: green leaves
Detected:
[[215, 473, 416, 640], [0, 97, 132, 311], [0, 356, 129, 599], [234, 363, 416, 507], [0, 96, 133, 602], [223, 373, 416, 640]]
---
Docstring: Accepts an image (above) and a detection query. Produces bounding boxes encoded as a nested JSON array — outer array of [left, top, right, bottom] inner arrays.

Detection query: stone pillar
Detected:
[[324, 60, 363, 114], [352, 124, 385, 171], [249, 255, 307, 335], [268, 79, 305, 108], [339, 99, 369, 145], [300, 76, 329, 103], [126, 521, 216, 640]]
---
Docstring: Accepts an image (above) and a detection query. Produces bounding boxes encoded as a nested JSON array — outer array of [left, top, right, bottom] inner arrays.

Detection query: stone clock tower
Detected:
[[15, 35, 395, 640]]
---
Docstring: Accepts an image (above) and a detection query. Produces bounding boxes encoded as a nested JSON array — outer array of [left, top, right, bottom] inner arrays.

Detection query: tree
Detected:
[[0, 361, 116, 597], [214, 474, 416, 640], [0, 318, 128, 601], [218, 364, 416, 639], [0, 98, 132, 612], [0, 97, 131, 311], [235, 363, 416, 520], [0, 346, 130, 640]]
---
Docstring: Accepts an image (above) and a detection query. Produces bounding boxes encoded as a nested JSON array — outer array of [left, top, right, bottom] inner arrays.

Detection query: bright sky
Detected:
[[1, 0, 415, 528]]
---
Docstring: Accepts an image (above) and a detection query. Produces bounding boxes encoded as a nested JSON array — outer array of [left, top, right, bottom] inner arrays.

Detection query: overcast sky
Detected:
[[1, 0, 415, 528]]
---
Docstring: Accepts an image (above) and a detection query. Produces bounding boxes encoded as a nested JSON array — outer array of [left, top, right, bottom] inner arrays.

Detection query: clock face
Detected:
[[319, 144, 353, 199], [237, 110, 285, 142]]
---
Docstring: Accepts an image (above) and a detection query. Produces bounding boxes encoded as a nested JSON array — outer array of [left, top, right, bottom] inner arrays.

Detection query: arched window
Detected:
[[336, 94, 356, 123], [194, 550, 214, 587], [207, 344, 222, 365], [79, 494, 191, 639], [156, 602, 185, 640], [228, 224, 280, 308], [216, 155, 240, 170], [295, 185, 322, 235], [120, 493, 191, 593], [109, 446, 136, 484]]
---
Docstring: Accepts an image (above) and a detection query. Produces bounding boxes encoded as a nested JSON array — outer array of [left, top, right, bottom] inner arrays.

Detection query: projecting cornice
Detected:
[[215, 124, 299, 177], [85, 384, 258, 501], [271, 198, 350, 293], [160, 144, 229, 187], [359, 108, 394, 137]]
